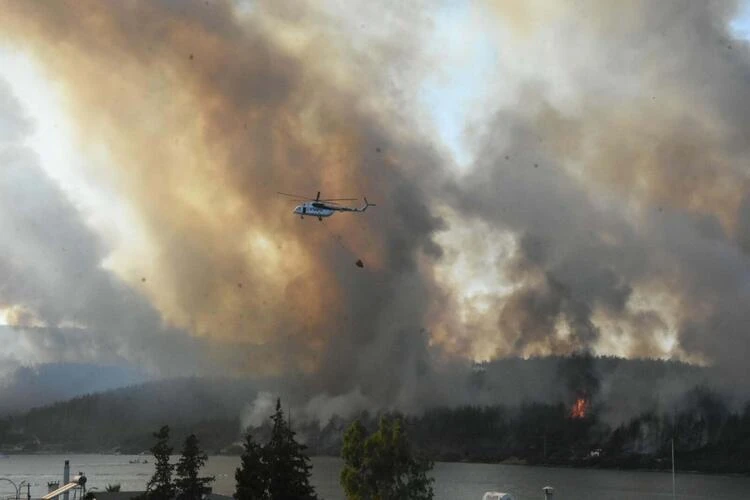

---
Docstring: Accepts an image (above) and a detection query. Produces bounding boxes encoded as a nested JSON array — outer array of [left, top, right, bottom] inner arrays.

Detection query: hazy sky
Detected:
[[3, 0, 750, 410]]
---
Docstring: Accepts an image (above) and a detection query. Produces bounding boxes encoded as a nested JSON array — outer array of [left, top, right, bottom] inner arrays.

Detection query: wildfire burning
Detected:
[[570, 397, 588, 419]]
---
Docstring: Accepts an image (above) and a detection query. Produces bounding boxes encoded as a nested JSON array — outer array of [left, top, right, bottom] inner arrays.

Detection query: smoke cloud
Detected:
[[443, 0, 750, 391], [2, 0, 750, 419], [0, 0, 450, 409]]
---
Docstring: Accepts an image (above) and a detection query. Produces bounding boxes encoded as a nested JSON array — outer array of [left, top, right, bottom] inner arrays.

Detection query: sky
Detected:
[[3, 0, 750, 414]]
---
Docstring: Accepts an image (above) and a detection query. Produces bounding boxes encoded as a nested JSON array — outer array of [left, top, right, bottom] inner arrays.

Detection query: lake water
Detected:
[[1, 454, 750, 499]]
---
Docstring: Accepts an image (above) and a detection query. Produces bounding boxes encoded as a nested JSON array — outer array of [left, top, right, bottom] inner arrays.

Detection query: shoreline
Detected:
[[4, 451, 749, 479]]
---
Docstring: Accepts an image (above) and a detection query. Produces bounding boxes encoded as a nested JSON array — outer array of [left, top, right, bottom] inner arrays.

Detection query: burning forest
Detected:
[[2, 357, 748, 476]]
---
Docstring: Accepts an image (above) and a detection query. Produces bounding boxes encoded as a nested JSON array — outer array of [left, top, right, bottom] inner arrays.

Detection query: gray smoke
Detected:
[[0, 0, 453, 415], [1, 0, 750, 424], [445, 0, 750, 398]]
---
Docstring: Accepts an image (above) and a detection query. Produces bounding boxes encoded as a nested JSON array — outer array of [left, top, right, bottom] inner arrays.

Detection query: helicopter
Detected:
[[278, 191, 376, 220]]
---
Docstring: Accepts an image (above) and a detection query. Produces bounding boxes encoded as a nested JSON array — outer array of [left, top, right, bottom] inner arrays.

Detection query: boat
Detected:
[[482, 493, 515, 500]]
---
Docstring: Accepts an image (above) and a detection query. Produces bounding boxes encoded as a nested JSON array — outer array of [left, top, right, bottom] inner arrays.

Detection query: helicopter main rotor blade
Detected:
[[277, 191, 313, 200]]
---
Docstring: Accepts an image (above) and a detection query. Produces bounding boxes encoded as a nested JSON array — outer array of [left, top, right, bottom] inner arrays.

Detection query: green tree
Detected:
[[175, 434, 215, 500], [341, 414, 434, 500], [340, 419, 368, 499], [265, 399, 318, 500], [145, 425, 176, 500], [234, 432, 268, 500]]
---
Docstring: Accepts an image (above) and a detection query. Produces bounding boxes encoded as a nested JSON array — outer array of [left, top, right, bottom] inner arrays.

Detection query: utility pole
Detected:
[[672, 438, 677, 498], [63, 460, 70, 500]]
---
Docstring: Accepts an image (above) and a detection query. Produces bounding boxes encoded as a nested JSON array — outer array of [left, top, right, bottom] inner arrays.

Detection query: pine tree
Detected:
[[265, 399, 318, 500], [145, 425, 176, 500], [234, 431, 268, 500], [175, 434, 215, 500]]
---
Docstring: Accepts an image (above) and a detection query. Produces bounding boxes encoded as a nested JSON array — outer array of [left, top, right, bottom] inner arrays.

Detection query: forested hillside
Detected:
[[2, 357, 748, 473]]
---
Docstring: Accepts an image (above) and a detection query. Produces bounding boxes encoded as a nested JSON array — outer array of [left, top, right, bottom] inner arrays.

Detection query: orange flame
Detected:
[[570, 397, 588, 419]]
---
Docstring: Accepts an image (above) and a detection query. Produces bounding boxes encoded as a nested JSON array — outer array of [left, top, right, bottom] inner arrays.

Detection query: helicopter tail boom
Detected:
[[331, 197, 375, 213]]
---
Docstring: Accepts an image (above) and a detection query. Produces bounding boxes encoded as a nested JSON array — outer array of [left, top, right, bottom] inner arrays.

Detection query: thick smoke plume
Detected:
[[2, 0, 750, 420], [0, 0, 450, 411], [444, 0, 750, 393]]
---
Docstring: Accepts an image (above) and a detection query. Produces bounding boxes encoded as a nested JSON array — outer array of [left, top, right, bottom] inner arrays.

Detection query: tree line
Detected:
[[0, 356, 708, 455], [406, 387, 750, 473], [138, 398, 434, 500], [4, 387, 750, 476]]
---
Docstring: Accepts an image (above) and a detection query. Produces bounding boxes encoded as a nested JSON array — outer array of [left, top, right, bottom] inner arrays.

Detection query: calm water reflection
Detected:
[[1, 455, 749, 500]]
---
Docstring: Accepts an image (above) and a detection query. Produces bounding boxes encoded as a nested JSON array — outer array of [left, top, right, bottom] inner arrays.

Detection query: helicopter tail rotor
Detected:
[[360, 197, 376, 211]]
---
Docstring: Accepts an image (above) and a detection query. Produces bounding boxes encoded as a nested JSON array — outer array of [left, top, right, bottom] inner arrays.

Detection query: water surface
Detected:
[[1, 454, 749, 499]]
